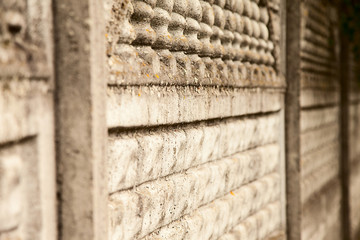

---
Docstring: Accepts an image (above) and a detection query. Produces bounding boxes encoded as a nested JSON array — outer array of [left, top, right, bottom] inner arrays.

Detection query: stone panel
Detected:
[[105, 0, 285, 239], [349, 53, 360, 239], [107, 86, 283, 128], [299, 1, 341, 239], [105, 0, 283, 87], [0, 139, 42, 240], [108, 114, 280, 191], [302, 180, 341, 240], [139, 173, 281, 240], [109, 145, 279, 239], [214, 202, 282, 240], [0, 0, 55, 239]]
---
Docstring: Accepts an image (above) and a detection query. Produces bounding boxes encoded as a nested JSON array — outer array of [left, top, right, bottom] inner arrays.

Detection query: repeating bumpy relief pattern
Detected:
[[299, 1, 341, 240], [107, 112, 284, 240], [0, 1, 55, 240], [105, 0, 283, 87], [106, 0, 285, 240], [0, 0, 51, 78]]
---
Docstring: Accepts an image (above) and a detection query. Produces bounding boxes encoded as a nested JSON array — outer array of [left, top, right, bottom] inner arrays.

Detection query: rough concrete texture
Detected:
[[0, 0, 56, 239], [53, 0, 108, 239], [108, 114, 280, 191], [349, 54, 360, 239], [106, 0, 286, 239], [3, 0, 360, 239], [109, 145, 279, 239], [218, 202, 282, 240], [104, 0, 283, 87], [301, 180, 341, 240], [139, 174, 281, 240], [107, 86, 283, 128], [299, 1, 342, 239]]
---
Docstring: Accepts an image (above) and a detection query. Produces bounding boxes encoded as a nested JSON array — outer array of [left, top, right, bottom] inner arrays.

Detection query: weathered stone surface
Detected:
[[349, 97, 360, 238], [300, 107, 339, 132], [0, 79, 48, 144], [348, 52, 360, 240], [301, 156, 339, 203], [105, 0, 286, 239], [300, 89, 340, 108], [0, 0, 52, 78], [109, 144, 279, 239], [108, 114, 280, 191], [0, 155, 22, 232], [105, 0, 283, 87], [350, 160, 360, 235], [0, 0, 56, 239], [298, 1, 343, 239], [53, 0, 108, 239], [300, 123, 339, 155], [138, 173, 281, 240], [301, 142, 339, 178], [107, 86, 283, 128], [4, 0, 360, 239], [0, 139, 49, 240], [218, 203, 282, 240], [302, 180, 341, 240]]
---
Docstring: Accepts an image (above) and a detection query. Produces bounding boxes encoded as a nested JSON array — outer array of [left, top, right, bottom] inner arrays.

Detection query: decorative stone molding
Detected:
[[106, 0, 283, 87]]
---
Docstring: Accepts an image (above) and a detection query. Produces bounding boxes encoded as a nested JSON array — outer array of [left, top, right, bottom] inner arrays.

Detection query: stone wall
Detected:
[[0, 0, 56, 240], [105, 0, 286, 239], [1, 0, 360, 240], [299, 1, 342, 240]]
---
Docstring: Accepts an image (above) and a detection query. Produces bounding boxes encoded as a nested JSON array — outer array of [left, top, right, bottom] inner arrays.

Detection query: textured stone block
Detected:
[[109, 145, 280, 239], [299, 2, 342, 238], [107, 86, 283, 128], [218, 203, 281, 240], [0, 79, 48, 144], [300, 72, 338, 90], [0, 1, 55, 239], [301, 154, 339, 203], [108, 114, 280, 192], [105, 0, 283, 87], [300, 107, 339, 132], [139, 173, 280, 240], [300, 122, 339, 155], [0, 155, 22, 232], [302, 180, 341, 240], [0, 0, 52, 78], [300, 89, 339, 108], [301, 141, 339, 178], [104, 0, 287, 240]]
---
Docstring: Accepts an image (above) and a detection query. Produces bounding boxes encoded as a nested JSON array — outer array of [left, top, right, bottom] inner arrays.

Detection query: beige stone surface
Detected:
[[4, 0, 360, 239], [107, 86, 283, 128], [105, 0, 286, 238], [0, 0, 56, 239], [109, 145, 280, 238], [140, 174, 281, 240], [108, 114, 280, 191], [299, 1, 343, 239]]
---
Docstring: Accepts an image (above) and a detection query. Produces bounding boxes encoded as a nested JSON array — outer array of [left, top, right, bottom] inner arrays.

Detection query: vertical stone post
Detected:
[[285, 0, 301, 239], [53, 1, 107, 240]]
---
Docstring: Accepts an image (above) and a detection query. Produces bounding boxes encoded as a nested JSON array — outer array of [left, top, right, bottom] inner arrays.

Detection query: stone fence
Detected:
[[0, 0, 359, 240]]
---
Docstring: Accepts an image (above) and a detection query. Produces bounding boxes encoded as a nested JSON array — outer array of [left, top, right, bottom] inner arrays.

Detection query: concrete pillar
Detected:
[[53, 1, 108, 239]]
